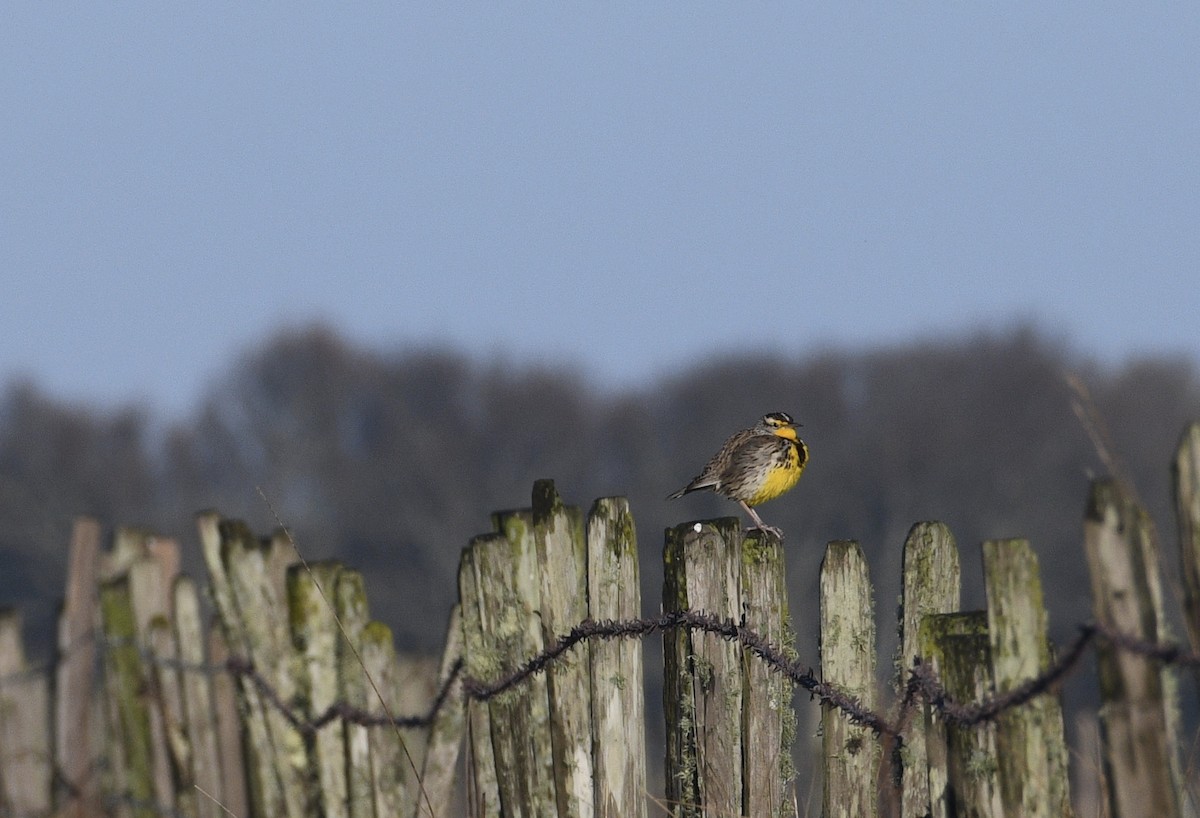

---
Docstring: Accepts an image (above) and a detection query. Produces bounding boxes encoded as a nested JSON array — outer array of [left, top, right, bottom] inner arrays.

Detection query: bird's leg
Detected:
[[739, 501, 784, 540]]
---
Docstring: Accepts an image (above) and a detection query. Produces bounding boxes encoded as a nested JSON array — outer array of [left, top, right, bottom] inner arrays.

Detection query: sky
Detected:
[[2, 5, 1198, 418]]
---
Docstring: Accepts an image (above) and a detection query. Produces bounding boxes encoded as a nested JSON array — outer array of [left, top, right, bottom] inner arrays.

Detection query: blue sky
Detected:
[[2, 5, 1198, 417]]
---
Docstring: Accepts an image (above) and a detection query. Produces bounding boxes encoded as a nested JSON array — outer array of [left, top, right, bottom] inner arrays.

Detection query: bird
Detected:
[[667, 411, 808, 539]]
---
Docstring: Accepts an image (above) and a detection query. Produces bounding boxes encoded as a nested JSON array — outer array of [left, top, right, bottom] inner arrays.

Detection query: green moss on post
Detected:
[[895, 521, 960, 818], [982, 539, 1072, 817], [289, 562, 348, 818], [197, 513, 306, 818], [820, 540, 879, 818], [353, 620, 399, 818], [468, 510, 556, 816], [128, 552, 176, 814], [921, 612, 1003, 818], [456, 541, 501, 816], [99, 577, 156, 818]]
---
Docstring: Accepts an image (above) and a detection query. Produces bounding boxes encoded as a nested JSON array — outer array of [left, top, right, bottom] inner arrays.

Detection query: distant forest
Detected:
[[3, 324, 1199, 665]]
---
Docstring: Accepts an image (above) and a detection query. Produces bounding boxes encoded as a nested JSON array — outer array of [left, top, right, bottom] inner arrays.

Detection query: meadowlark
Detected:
[[667, 411, 808, 538]]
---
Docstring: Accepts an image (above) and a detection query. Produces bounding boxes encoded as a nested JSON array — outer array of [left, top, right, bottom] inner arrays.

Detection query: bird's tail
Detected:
[[666, 479, 715, 500]]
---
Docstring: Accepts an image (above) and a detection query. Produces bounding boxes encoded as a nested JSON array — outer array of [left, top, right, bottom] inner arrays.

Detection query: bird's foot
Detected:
[[748, 524, 785, 541]]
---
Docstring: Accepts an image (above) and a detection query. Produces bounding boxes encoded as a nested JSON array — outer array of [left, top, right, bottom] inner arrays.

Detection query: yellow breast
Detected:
[[745, 441, 806, 507]]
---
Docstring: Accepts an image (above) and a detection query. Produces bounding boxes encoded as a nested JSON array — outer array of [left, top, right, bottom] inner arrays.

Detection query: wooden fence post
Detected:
[[532, 480, 594, 818], [290, 562, 349, 818], [414, 604, 466, 818], [1174, 423, 1200, 658], [921, 612, 1003, 818], [895, 521, 960, 818], [357, 619, 402, 818], [207, 621, 249, 818], [146, 616, 193, 818], [0, 609, 52, 818], [198, 513, 310, 818], [663, 518, 745, 818], [333, 569, 380, 818], [174, 576, 225, 818], [55, 516, 102, 818], [742, 529, 797, 818], [126, 536, 178, 815], [982, 539, 1072, 818], [457, 486, 649, 817], [586, 497, 646, 818], [99, 577, 156, 818], [663, 518, 794, 818], [820, 540, 879, 818], [457, 537, 502, 817], [462, 506, 556, 816], [1083, 479, 1183, 818]]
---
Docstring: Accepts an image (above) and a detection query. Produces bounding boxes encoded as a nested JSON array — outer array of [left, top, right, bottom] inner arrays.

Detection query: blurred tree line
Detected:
[[2, 323, 1198, 667]]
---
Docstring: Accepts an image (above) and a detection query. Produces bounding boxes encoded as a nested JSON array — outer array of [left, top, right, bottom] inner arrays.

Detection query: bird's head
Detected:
[[760, 411, 801, 440]]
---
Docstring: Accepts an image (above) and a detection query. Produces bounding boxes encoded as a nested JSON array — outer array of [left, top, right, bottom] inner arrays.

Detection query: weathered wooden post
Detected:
[[414, 604, 467, 818], [197, 512, 309, 818], [458, 483, 647, 817], [1083, 479, 1183, 818], [982, 539, 1072, 818], [122, 531, 178, 814], [586, 497, 646, 818], [0, 609, 52, 818], [332, 569, 380, 818], [1171, 422, 1200, 809], [664, 518, 745, 818], [174, 576, 225, 818], [146, 615, 193, 818], [55, 516, 102, 818], [921, 612, 1003, 818], [895, 521, 960, 818], [532, 481, 594, 818], [290, 561, 350, 818], [457, 537, 502, 817], [99, 577, 156, 818], [820, 540, 879, 818], [356, 617, 402, 818], [207, 622, 249, 818], [461, 504, 557, 816], [663, 518, 793, 818], [741, 529, 796, 818], [1174, 423, 1200, 658]]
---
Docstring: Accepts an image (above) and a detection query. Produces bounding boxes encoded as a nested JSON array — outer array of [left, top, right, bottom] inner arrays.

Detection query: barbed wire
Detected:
[[5, 612, 1199, 818], [8, 611, 1197, 750], [216, 612, 1200, 792], [79, 610, 1200, 744]]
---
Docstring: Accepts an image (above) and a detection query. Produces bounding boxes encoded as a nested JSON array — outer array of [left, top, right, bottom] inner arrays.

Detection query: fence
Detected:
[[1, 423, 1200, 817]]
